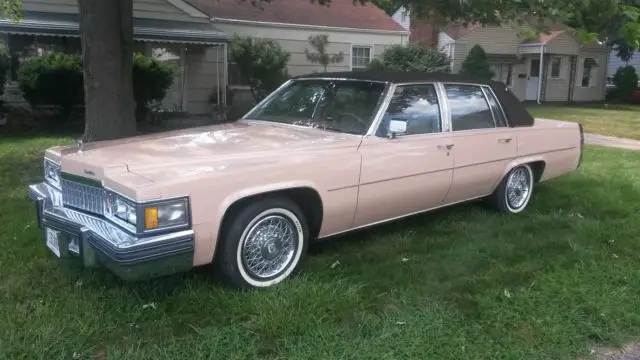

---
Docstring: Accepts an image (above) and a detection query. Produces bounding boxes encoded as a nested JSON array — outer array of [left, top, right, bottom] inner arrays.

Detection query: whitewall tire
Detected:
[[216, 196, 309, 289], [489, 164, 535, 214]]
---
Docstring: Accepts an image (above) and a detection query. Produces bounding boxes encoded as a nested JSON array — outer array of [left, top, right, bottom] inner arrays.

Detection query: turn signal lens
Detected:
[[145, 207, 158, 229]]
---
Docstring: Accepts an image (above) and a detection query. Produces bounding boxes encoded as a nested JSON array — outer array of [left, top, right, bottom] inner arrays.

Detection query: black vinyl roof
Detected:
[[292, 70, 535, 127]]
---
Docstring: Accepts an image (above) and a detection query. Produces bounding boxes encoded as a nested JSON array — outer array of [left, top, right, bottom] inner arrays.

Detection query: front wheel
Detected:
[[216, 196, 309, 289], [489, 164, 535, 214]]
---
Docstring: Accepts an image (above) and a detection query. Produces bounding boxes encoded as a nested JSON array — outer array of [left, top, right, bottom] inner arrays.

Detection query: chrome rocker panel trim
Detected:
[[28, 182, 195, 281]]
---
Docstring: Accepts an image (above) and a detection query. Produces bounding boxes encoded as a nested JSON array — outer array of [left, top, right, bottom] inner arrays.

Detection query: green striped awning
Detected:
[[0, 11, 228, 44]]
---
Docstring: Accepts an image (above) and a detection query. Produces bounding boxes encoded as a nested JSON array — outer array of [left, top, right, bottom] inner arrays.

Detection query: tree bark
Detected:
[[78, 0, 136, 142]]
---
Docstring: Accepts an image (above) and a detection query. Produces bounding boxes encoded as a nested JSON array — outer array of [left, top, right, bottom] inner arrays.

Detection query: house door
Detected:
[[526, 58, 541, 101]]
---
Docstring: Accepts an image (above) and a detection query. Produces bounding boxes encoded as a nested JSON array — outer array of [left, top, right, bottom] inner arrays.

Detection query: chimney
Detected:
[[408, 10, 439, 48]]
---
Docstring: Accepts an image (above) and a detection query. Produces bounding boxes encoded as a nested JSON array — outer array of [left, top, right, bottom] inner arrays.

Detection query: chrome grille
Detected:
[[61, 179, 105, 215]]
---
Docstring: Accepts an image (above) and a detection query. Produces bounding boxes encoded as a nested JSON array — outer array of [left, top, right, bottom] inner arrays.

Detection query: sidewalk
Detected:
[[584, 133, 640, 151], [534, 118, 640, 151]]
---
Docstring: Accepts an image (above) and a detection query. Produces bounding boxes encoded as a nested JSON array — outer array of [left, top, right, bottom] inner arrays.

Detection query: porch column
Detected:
[[567, 55, 577, 103], [222, 42, 228, 106], [540, 53, 550, 102]]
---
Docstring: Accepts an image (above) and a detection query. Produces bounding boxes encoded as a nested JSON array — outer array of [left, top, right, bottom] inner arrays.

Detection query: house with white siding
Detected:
[[0, 0, 408, 116], [393, 8, 610, 103], [607, 50, 640, 81]]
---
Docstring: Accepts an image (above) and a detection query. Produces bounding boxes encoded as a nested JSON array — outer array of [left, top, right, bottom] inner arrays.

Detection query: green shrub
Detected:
[[230, 35, 290, 102], [612, 65, 639, 102], [460, 44, 495, 80], [0, 44, 11, 96], [17, 53, 84, 118], [368, 43, 450, 72], [17, 52, 176, 121], [132, 52, 176, 121]]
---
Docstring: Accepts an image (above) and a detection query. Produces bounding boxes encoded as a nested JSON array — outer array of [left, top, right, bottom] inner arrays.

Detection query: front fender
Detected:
[[217, 180, 323, 219]]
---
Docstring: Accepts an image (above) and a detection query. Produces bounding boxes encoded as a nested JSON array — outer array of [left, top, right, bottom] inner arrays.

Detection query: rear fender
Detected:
[[488, 155, 546, 194]]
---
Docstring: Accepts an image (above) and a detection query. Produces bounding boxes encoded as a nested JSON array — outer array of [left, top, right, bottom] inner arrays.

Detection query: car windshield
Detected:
[[243, 79, 387, 135]]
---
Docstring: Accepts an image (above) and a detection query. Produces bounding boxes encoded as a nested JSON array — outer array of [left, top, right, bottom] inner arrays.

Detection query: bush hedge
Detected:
[[367, 43, 451, 73], [17, 53, 84, 119], [612, 65, 639, 102], [0, 44, 11, 97], [17, 52, 176, 121]]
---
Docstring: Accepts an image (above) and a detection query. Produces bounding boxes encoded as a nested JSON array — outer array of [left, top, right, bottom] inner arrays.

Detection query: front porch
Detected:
[[0, 11, 230, 118], [516, 38, 608, 103]]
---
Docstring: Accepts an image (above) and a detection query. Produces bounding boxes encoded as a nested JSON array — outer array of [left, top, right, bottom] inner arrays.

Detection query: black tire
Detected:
[[215, 196, 309, 289], [488, 164, 535, 214]]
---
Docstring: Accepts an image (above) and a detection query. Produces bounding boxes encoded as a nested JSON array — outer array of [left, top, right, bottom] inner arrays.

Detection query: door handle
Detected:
[[498, 138, 512, 143], [437, 144, 454, 150]]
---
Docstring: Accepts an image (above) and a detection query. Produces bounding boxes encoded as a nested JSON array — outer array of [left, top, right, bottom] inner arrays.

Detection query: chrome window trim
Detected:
[[241, 77, 391, 137], [434, 82, 452, 132], [479, 86, 499, 128], [386, 82, 447, 136], [291, 77, 388, 84], [241, 79, 294, 120], [440, 82, 503, 132], [484, 85, 510, 127], [364, 82, 396, 137]]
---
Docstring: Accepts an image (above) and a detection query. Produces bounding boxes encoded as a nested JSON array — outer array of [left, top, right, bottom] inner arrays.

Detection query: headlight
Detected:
[[44, 158, 61, 189], [104, 191, 190, 234], [143, 198, 189, 231], [105, 191, 138, 232]]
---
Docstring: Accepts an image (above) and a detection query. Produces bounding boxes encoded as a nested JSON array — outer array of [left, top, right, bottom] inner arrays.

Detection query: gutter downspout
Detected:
[[537, 44, 544, 104]]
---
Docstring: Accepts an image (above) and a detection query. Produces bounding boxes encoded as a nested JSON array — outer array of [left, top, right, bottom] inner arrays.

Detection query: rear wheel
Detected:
[[216, 196, 309, 289], [489, 164, 534, 214]]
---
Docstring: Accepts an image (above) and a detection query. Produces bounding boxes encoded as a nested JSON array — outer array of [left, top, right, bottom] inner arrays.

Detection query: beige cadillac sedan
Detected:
[[28, 71, 583, 289]]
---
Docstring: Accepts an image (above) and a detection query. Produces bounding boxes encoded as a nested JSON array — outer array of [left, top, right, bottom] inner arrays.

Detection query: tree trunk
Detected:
[[78, 0, 136, 142]]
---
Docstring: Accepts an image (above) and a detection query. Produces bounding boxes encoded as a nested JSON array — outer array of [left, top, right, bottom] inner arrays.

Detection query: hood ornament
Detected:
[[77, 139, 84, 153]]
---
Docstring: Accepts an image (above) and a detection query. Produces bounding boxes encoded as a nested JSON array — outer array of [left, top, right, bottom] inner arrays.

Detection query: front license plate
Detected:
[[46, 228, 61, 258]]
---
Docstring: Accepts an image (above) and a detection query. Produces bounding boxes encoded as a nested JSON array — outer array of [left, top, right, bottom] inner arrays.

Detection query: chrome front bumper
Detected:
[[28, 182, 195, 281]]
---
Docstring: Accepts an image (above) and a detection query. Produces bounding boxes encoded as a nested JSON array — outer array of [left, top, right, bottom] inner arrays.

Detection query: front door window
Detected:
[[530, 59, 541, 77]]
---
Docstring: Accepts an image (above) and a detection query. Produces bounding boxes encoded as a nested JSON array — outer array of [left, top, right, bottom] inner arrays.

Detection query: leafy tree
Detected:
[[304, 35, 344, 72], [368, 43, 450, 72], [613, 65, 640, 101], [2, 0, 639, 141], [459, 44, 494, 80], [555, 0, 639, 61], [229, 35, 290, 102], [369, 0, 397, 15], [132, 53, 176, 121]]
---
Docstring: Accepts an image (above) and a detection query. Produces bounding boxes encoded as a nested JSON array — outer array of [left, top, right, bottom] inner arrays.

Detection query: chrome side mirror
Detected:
[[388, 119, 407, 139]]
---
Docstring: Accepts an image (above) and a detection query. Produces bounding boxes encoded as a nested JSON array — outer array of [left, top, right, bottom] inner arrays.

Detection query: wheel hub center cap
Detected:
[[261, 237, 282, 260]]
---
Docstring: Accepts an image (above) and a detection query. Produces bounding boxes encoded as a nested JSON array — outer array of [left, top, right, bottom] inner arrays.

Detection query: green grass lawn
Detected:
[[2, 137, 640, 359], [527, 103, 640, 140]]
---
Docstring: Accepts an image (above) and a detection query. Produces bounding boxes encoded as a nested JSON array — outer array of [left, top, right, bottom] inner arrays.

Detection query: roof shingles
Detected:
[[184, 0, 407, 32]]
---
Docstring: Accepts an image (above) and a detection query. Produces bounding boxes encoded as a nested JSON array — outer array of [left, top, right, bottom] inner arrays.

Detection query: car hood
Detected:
[[55, 120, 361, 187]]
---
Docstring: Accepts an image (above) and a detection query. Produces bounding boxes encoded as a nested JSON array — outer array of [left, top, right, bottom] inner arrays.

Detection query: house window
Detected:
[[228, 62, 250, 87], [550, 56, 562, 78], [580, 57, 597, 87], [530, 59, 541, 77], [351, 45, 372, 71]]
